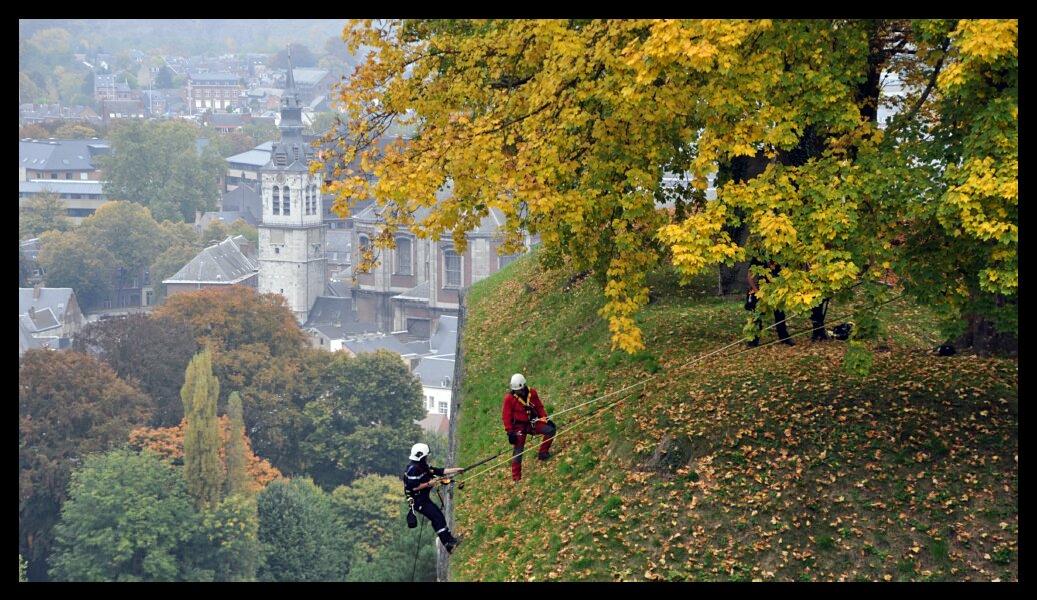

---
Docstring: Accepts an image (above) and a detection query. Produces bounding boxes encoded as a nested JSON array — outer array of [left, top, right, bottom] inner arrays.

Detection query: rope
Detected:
[[538, 283, 865, 424], [410, 516, 425, 582], [457, 292, 907, 486]]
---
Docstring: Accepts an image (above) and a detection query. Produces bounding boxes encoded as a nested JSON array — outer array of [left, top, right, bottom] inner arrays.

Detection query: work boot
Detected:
[[537, 452, 551, 461], [746, 338, 760, 348], [780, 338, 796, 346], [444, 536, 461, 553]]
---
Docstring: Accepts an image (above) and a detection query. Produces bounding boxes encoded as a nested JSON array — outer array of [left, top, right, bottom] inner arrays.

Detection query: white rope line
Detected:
[[457, 292, 906, 486]]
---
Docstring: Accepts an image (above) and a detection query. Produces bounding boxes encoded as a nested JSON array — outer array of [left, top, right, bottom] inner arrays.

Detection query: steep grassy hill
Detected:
[[451, 252, 1017, 582]]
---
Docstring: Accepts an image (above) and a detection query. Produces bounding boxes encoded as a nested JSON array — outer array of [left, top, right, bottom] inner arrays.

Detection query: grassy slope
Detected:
[[452, 253, 1017, 582]]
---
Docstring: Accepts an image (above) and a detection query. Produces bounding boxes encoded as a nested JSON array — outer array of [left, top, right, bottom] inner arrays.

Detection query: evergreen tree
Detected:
[[181, 348, 223, 510], [225, 392, 250, 498]]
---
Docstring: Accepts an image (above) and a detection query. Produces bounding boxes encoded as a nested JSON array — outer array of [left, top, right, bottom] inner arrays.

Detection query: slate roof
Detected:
[[305, 296, 381, 340], [20, 287, 75, 318], [207, 113, 248, 128], [163, 236, 258, 285], [220, 183, 261, 225], [342, 334, 421, 357], [430, 315, 458, 356], [19, 139, 109, 172], [19, 318, 55, 355], [325, 280, 351, 298], [21, 309, 60, 332], [101, 100, 145, 115], [393, 281, 430, 302], [226, 141, 274, 167], [305, 296, 353, 326], [283, 68, 330, 87], [413, 356, 455, 389]]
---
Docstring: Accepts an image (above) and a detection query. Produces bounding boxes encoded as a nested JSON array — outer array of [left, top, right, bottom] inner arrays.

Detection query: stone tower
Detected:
[[257, 51, 325, 323]]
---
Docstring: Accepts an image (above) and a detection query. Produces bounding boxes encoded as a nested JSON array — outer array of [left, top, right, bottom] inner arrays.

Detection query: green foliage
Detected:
[[329, 474, 400, 565], [328, 19, 1017, 354], [201, 220, 230, 245], [73, 313, 199, 427], [191, 494, 263, 581], [181, 349, 223, 510], [301, 351, 426, 488], [19, 192, 71, 239], [78, 201, 166, 275], [345, 511, 437, 582], [228, 219, 258, 245], [37, 230, 115, 308], [225, 392, 250, 498], [19, 349, 153, 582], [256, 478, 346, 581], [842, 340, 874, 378], [98, 120, 224, 222], [19, 555, 27, 583], [49, 449, 198, 582]]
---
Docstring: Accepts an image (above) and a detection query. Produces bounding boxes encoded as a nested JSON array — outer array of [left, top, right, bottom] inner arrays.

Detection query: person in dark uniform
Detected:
[[745, 257, 795, 347], [403, 443, 463, 553]]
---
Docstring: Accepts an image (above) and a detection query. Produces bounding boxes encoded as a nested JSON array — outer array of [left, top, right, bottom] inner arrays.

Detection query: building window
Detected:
[[358, 234, 370, 255], [65, 173, 72, 180], [444, 249, 462, 287], [396, 237, 412, 275], [283, 186, 290, 215], [438, 401, 448, 415], [272, 185, 280, 215]]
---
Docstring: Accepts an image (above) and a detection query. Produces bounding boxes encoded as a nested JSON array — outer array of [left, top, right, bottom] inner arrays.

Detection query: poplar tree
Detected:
[[181, 348, 223, 509], [225, 391, 250, 498]]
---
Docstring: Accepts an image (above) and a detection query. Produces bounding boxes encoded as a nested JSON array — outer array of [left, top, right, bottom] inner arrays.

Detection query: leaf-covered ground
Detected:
[[451, 253, 1017, 582]]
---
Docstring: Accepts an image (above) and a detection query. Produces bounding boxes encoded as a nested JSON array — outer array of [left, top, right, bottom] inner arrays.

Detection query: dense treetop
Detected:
[[321, 19, 1016, 352]]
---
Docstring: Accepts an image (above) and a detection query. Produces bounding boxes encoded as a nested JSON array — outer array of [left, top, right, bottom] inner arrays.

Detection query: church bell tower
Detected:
[[257, 49, 325, 323]]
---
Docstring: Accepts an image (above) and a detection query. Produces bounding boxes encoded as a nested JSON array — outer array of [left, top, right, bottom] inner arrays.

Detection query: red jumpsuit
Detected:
[[502, 387, 556, 481]]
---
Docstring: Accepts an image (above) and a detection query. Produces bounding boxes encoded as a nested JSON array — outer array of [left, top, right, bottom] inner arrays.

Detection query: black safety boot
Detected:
[[444, 536, 461, 553], [537, 452, 551, 461], [780, 338, 796, 346]]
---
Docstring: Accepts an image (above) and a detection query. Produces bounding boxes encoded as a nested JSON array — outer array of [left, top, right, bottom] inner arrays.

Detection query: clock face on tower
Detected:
[[276, 173, 286, 184]]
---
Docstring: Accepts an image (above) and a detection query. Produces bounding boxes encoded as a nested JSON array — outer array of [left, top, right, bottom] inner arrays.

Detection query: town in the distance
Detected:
[[20, 31, 534, 437]]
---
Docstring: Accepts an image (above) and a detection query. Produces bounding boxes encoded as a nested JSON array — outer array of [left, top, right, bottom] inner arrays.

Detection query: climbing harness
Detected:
[[459, 292, 908, 486]]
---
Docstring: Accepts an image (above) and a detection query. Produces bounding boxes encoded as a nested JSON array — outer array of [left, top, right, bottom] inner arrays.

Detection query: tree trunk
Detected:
[[956, 314, 1018, 357], [717, 152, 769, 296]]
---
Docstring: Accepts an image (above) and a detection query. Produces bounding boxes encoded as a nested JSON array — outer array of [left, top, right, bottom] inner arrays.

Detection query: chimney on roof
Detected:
[[33, 284, 42, 300]]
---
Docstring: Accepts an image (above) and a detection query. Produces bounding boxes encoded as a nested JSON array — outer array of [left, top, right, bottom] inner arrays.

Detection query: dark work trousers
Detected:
[[511, 420, 557, 481], [810, 299, 830, 340], [413, 497, 454, 544], [747, 292, 791, 344]]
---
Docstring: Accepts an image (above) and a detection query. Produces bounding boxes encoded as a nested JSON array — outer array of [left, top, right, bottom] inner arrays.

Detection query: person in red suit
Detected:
[[502, 373, 556, 482]]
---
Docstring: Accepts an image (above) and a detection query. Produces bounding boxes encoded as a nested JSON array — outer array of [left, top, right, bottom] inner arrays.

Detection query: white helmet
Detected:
[[510, 373, 527, 390], [409, 443, 430, 461]]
